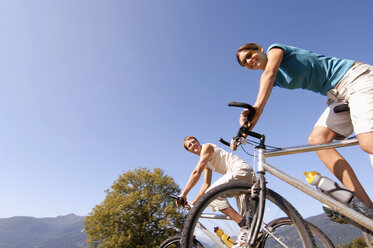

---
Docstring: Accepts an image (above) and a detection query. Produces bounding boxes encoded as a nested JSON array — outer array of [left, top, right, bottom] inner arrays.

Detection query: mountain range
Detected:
[[0, 214, 87, 248]]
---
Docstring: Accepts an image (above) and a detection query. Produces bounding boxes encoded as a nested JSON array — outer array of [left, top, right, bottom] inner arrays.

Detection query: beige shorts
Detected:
[[207, 163, 255, 216], [315, 63, 373, 137]]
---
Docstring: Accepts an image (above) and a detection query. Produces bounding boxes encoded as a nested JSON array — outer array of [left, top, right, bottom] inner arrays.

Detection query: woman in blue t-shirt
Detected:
[[235, 43, 373, 216]]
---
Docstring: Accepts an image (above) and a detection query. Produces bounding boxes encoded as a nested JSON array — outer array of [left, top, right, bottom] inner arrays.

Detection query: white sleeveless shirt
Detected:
[[205, 144, 246, 174]]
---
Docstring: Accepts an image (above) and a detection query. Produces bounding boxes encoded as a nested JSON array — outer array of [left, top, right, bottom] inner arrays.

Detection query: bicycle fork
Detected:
[[247, 172, 267, 246]]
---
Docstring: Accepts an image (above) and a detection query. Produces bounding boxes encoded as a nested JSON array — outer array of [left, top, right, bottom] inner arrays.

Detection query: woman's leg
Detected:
[[309, 126, 373, 208], [357, 132, 373, 154], [220, 207, 243, 224]]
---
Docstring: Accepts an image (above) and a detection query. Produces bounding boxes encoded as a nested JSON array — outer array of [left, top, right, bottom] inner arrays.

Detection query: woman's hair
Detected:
[[236, 43, 260, 65], [183, 136, 197, 150]]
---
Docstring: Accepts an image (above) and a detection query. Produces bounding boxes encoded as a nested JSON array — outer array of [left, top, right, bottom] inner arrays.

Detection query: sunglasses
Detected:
[[239, 48, 258, 67]]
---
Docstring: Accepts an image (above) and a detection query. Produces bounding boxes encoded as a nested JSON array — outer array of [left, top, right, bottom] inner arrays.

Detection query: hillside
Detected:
[[0, 214, 87, 248], [261, 213, 365, 247], [306, 213, 364, 246]]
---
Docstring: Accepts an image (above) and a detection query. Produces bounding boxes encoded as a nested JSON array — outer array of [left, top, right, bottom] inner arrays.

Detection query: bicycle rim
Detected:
[[180, 181, 315, 248], [159, 235, 204, 248], [258, 217, 334, 248]]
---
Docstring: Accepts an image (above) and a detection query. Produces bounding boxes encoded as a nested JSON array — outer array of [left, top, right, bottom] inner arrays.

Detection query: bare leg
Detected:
[[220, 207, 243, 224], [357, 132, 373, 154], [309, 126, 373, 208]]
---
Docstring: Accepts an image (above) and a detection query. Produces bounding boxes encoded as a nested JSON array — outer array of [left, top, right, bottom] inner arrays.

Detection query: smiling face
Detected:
[[237, 48, 268, 70], [183, 137, 202, 155]]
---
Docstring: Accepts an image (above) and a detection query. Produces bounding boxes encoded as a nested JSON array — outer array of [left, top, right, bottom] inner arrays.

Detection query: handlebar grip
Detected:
[[246, 130, 263, 140], [228, 102, 256, 122], [178, 197, 186, 206], [219, 138, 230, 147], [171, 195, 187, 206]]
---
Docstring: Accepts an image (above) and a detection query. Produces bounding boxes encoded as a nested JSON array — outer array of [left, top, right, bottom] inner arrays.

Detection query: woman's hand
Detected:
[[239, 106, 260, 129]]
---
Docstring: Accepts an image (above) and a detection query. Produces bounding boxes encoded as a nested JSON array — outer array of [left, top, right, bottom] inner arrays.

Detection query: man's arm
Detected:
[[179, 144, 214, 203], [190, 168, 212, 205]]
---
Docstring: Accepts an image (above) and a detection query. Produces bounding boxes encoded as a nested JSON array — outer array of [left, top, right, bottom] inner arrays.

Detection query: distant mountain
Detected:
[[306, 213, 364, 246], [0, 214, 87, 248], [262, 213, 365, 247]]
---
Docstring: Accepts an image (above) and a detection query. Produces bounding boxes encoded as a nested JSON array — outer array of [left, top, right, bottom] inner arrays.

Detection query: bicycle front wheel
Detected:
[[159, 235, 204, 248], [180, 181, 315, 248], [258, 217, 334, 248]]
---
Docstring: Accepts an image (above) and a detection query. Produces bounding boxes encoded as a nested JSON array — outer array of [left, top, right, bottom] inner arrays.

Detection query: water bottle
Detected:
[[304, 171, 354, 203], [214, 227, 236, 247]]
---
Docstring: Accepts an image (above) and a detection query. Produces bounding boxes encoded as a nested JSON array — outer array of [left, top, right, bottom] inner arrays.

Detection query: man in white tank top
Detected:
[[177, 136, 255, 227]]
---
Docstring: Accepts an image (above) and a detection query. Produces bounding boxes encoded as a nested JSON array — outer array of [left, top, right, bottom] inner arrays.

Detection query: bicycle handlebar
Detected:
[[171, 195, 187, 207], [228, 102, 256, 122], [219, 138, 230, 147], [220, 102, 266, 149]]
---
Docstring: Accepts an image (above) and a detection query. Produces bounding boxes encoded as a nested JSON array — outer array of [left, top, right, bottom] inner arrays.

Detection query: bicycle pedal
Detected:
[[322, 206, 348, 224]]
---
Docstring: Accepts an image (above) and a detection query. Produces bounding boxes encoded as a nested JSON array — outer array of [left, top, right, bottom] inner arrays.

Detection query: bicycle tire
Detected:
[[258, 217, 335, 248], [180, 181, 315, 248], [159, 235, 204, 248]]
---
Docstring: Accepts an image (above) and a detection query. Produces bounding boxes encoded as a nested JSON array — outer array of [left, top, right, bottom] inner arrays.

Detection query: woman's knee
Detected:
[[308, 133, 333, 145], [357, 132, 373, 154], [308, 127, 337, 145], [359, 139, 373, 154]]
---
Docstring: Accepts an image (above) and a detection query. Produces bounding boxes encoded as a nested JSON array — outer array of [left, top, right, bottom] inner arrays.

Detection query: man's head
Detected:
[[183, 136, 201, 155]]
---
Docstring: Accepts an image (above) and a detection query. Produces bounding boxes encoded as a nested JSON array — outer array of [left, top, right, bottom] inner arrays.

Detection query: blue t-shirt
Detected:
[[267, 44, 354, 96]]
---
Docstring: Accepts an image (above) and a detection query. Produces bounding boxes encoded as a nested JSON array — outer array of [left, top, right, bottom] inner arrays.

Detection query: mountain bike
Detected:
[[180, 102, 373, 248], [160, 196, 333, 248]]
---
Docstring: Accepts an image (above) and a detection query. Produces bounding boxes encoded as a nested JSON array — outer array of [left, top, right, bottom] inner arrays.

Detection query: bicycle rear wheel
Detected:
[[180, 181, 315, 248], [258, 217, 334, 248], [159, 235, 204, 248]]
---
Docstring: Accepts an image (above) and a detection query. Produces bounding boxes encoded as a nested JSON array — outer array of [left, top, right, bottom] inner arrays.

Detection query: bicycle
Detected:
[[180, 102, 373, 248], [160, 196, 333, 248]]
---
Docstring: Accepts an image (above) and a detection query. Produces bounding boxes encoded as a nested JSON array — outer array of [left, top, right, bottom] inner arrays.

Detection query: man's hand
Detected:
[[230, 138, 240, 151], [176, 195, 187, 207]]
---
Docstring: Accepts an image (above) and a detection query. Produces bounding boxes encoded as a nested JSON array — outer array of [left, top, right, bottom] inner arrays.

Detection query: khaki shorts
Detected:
[[315, 63, 373, 137], [207, 163, 255, 216]]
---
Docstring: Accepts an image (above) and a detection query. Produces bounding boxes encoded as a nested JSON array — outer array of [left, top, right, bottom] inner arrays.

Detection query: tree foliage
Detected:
[[341, 237, 367, 248], [84, 167, 186, 248]]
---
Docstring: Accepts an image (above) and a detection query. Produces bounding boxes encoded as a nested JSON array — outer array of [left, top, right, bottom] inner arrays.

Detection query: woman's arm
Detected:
[[241, 48, 284, 128]]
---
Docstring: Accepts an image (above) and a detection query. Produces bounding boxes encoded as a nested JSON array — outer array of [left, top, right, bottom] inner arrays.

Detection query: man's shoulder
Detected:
[[203, 143, 218, 150], [201, 143, 216, 155]]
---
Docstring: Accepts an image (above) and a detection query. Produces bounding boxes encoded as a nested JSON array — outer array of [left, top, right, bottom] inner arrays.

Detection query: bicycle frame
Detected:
[[175, 197, 231, 248], [197, 213, 230, 248], [197, 212, 285, 247], [256, 137, 373, 231]]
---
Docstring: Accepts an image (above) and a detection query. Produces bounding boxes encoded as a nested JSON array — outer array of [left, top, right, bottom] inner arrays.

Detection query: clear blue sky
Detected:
[[0, 0, 372, 219]]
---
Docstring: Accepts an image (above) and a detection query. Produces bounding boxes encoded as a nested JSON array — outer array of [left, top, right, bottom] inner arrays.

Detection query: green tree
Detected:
[[84, 167, 186, 248], [342, 237, 367, 248]]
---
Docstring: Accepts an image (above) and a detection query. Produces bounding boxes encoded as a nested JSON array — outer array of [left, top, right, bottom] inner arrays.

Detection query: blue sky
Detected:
[[0, 0, 372, 219]]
